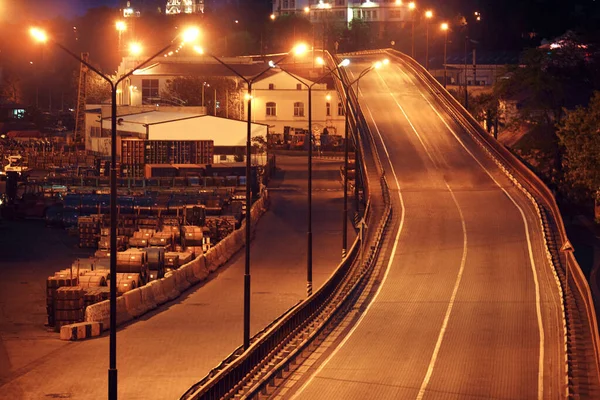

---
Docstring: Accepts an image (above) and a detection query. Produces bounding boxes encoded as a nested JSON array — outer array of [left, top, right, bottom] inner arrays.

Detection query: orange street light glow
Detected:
[[270, 13, 275, 20], [30, 27, 48, 43], [182, 27, 200, 43], [425, 10, 433, 18], [408, 2, 416, 10], [129, 42, 142, 56], [116, 21, 126, 32], [293, 43, 309, 56], [193, 45, 204, 54], [441, 22, 449, 30]]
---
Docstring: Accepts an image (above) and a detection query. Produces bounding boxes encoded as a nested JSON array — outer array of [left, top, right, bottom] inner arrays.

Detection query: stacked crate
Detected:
[[46, 275, 78, 327], [54, 286, 85, 331], [121, 139, 145, 178], [78, 216, 101, 248], [83, 287, 109, 308]]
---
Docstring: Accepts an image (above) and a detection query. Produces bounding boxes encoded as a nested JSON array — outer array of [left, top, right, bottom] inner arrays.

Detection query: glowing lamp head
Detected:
[[293, 43, 309, 56], [441, 22, 449, 31], [268, 60, 276, 68], [116, 21, 126, 32], [374, 61, 383, 69], [270, 13, 275, 20], [193, 45, 204, 54], [182, 27, 200, 43], [129, 42, 143, 56], [383, 59, 390, 65], [408, 2, 416, 10], [244, 93, 252, 101], [316, 57, 325, 65], [30, 27, 48, 43], [340, 59, 350, 67], [326, 94, 332, 101], [425, 10, 433, 19], [304, 6, 310, 13]]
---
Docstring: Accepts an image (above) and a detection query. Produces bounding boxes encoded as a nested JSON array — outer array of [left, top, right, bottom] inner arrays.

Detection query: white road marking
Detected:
[[370, 71, 470, 399], [392, 63, 545, 399], [415, 182, 467, 400], [289, 91, 406, 400]]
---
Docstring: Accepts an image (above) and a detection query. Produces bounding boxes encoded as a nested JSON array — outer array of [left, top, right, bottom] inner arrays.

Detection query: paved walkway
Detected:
[[0, 155, 355, 400]]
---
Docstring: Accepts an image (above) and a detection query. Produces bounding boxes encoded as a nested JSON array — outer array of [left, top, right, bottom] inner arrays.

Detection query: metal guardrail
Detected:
[[179, 53, 393, 400], [363, 47, 600, 397]]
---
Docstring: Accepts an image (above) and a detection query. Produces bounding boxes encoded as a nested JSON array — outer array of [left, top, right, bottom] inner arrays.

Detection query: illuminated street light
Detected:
[[304, 6, 310, 13], [441, 22, 449, 88], [182, 27, 200, 43], [129, 42, 143, 56], [270, 13, 275, 20], [202, 42, 309, 349], [293, 43, 309, 56], [29, 27, 47, 43], [193, 45, 204, 54], [30, 25, 199, 400], [271, 56, 350, 296], [115, 20, 126, 32], [408, 2, 416, 58], [425, 10, 433, 70]]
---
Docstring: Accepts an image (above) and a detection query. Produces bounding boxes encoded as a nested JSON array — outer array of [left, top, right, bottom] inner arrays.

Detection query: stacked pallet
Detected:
[[54, 287, 85, 331], [138, 217, 160, 230], [78, 216, 101, 248], [83, 287, 109, 309], [46, 275, 78, 327]]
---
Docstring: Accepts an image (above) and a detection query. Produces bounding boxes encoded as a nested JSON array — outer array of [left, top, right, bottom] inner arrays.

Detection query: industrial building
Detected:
[[116, 56, 345, 138], [84, 110, 268, 175]]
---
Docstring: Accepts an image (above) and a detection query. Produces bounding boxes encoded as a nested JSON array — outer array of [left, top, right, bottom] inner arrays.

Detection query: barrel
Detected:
[[128, 237, 148, 248], [78, 275, 106, 288]]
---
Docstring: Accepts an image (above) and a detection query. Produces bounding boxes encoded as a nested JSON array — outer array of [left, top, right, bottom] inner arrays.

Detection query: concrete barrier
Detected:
[[161, 273, 181, 300], [85, 299, 110, 329], [116, 296, 133, 325], [123, 288, 147, 318], [60, 321, 103, 341], [180, 262, 199, 285], [205, 248, 218, 272], [149, 279, 168, 305], [174, 268, 191, 292], [193, 256, 210, 281], [139, 283, 157, 311]]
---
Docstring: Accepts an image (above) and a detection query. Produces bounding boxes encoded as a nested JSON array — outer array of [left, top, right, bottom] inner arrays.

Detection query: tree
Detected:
[[556, 91, 600, 202], [470, 92, 500, 137], [162, 76, 240, 118], [0, 72, 23, 104]]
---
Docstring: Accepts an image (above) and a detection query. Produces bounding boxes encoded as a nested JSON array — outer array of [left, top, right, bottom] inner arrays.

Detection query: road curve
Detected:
[[285, 55, 566, 399]]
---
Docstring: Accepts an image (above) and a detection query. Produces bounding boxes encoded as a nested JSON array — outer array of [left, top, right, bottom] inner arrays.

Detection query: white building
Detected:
[[273, 0, 412, 25], [115, 55, 345, 137], [251, 70, 345, 137], [85, 110, 268, 165]]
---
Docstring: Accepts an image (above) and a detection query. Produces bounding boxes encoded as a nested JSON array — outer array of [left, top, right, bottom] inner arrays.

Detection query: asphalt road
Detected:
[[285, 56, 566, 399], [0, 155, 355, 399]]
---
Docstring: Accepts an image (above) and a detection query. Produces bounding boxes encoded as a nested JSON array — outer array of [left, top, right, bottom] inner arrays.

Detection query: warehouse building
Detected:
[[85, 110, 268, 172]]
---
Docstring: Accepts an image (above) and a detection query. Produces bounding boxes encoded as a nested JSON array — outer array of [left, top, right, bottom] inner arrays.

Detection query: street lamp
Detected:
[[424, 10, 433, 70], [30, 25, 199, 400], [195, 41, 308, 349], [408, 2, 416, 59], [129, 42, 143, 56], [319, 57, 388, 258], [274, 57, 350, 296], [202, 82, 210, 108], [441, 22, 449, 88]]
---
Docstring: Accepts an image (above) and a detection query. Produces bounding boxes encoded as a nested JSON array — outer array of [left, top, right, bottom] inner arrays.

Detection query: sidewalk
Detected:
[[0, 155, 356, 400]]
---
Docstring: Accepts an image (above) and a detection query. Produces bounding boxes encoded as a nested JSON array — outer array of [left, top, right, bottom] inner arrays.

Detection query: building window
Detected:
[[268, 83, 275, 90], [338, 102, 344, 116], [336, 0, 344, 5], [283, 0, 288, 8], [266, 101, 277, 116], [326, 102, 331, 116], [294, 102, 305, 117], [141, 79, 159, 103], [290, 0, 295, 7], [296, 83, 302, 90]]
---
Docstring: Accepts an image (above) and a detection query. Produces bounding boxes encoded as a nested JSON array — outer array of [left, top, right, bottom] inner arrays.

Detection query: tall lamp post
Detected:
[[441, 22, 449, 88], [197, 42, 308, 349], [30, 26, 200, 400], [424, 10, 433, 70], [320, 57, 389, 257], [408, 2, 416, 59], [274, 58, 349, 296]]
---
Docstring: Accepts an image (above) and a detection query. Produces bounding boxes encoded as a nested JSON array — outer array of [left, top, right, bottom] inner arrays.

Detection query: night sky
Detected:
[[16, 0, 120, 20]]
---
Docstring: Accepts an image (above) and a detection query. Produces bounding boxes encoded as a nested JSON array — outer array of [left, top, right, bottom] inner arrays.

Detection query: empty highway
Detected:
[[284, 54, 567, 399]]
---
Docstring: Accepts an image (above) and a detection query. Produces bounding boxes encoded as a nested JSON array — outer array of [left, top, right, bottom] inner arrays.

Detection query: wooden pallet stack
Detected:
[[54, 286, 85, 331], [78, 215, 102, 248], [46, 275, 78, 327]]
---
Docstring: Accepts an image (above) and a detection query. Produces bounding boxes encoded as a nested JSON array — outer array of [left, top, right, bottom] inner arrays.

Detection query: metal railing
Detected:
[[376, 48, 600, 398], [179, 52, 393, 400]]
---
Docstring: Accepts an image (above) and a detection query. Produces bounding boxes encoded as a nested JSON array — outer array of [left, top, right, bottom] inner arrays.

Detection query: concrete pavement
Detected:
[[0, 155, 355, 400]]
